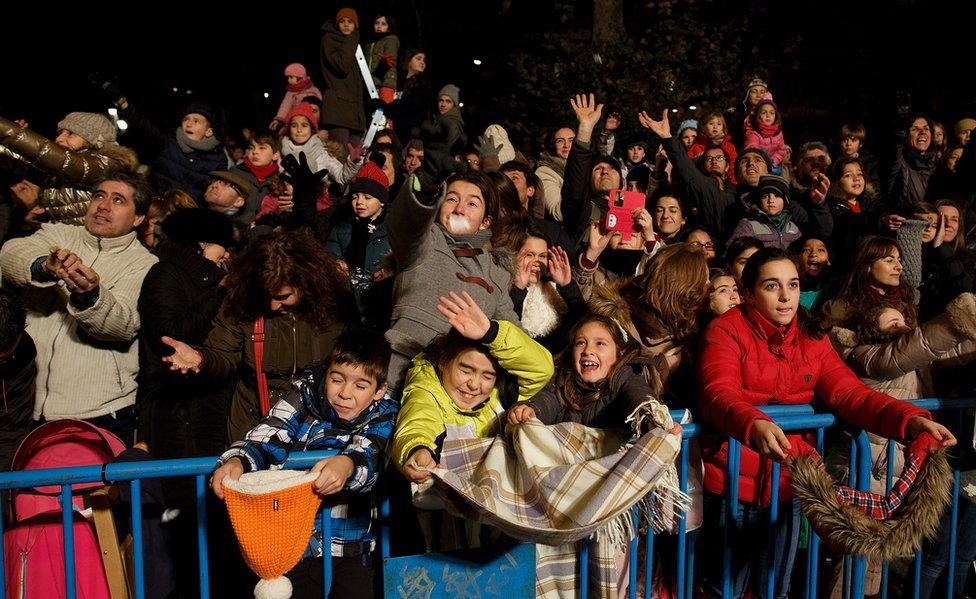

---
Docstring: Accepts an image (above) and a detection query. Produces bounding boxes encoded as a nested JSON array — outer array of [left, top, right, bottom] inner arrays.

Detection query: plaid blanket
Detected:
[[427, 409, 684, 598]]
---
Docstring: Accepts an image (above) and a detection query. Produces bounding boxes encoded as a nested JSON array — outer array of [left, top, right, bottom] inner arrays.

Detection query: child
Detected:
[[743, 93, 787, 171], [280, 103, 361, 189], [211, 330, 397, 599], [115, 96, 228, 201], [790, 234, 832, 310], [270, 63, 323, 133], [507, 314, 650, 430], [727, 174, 801, 250], [366, 13, 400, 105], [326, 158, 392, 308], [707, 268, 740, 316], [392, 291, 552, 483], [232, 130, 282, 226], [687, 111, 738, 183], [322, 8, 366, 145], [742, 77, 768, 117], [677, 119, 698, 150]]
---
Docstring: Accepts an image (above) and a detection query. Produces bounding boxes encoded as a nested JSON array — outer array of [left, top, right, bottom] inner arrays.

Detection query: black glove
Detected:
[[415, 148, 465, 197], [88, 72, 123, 104], [281, 152, 328, 203]]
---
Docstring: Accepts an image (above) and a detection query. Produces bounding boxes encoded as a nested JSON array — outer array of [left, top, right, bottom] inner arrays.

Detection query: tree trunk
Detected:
[[593, 0, 625, 47]]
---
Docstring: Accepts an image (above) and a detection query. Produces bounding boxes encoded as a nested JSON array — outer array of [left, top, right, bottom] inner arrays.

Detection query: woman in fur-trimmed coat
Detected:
[[827, 293, 976, 598]]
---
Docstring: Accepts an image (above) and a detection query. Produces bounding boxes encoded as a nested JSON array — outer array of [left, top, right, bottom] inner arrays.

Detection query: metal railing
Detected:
[[0, 399, 972, 599]]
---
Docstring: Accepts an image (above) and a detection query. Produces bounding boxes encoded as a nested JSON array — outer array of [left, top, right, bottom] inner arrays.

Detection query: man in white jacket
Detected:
[[0, 171, 158, 443]]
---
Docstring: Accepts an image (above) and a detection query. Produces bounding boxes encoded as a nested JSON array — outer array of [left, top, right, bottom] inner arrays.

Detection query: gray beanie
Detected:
[[438, 84, 460, 106], [57, 112, 117, 149]]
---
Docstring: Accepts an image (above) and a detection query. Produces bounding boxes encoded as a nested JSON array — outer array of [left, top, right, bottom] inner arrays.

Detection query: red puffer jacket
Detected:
[[698, 304, 928, 506]]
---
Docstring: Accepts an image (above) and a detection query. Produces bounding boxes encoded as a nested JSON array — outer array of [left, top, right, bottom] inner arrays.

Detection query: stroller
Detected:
[[3, 420, 127, 598]]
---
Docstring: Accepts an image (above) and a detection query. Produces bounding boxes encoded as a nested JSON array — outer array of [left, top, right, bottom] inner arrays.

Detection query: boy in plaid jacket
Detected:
[[213, 330, 397, 598]]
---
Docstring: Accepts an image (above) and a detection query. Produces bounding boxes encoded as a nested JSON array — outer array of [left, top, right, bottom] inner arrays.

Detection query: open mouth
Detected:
[[579, 359, 599, 374]]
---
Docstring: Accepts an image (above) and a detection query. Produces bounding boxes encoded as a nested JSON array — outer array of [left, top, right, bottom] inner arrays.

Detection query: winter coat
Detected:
[[918, 244, 976, 322], [0, 116, 139, 225], [385, 184, 520, 385], [826, 194, 882, 269], [197, 306, 344, 444], [137, 240, 229, 463], [0, 224, 157, 420], [688, 133, 738, 184], [727, 212, 802, 250], [325, 213, 390, 276], [743, 121, 786, 167], [663, 135, 736, 243], [392, 75, 434, 141], [419, 107, 466, 157], [535, 153, 567, 222], [390, 320, 553, 466], [231, 163, 278, 229], [0, 334, 37, 469], [366, 34, 400, 90], [274, 81, 323, 124], [526, 362, 654, 429], [887, 144, 937, 211], [698, 303, 929, 505], [320, 22, 366, 132], [829, 293, 976, 496], [117, 104, 227, 201], [510, 279, 585, 354]]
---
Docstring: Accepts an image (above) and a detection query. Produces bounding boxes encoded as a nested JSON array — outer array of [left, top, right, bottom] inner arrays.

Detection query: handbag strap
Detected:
[[253, 316, 270, 415]]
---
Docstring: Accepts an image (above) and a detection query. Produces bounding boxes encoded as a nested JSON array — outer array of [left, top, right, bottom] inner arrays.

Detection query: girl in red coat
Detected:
[[696, 247, 955, 599]]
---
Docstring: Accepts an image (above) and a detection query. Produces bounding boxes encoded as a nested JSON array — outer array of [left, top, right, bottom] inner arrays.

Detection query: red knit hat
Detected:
[[336, 7, 359, 29], [284, 104, 319, 133], [349, 158, 390, 204]]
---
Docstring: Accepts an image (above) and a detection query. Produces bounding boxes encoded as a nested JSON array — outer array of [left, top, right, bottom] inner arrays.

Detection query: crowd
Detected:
[[1, 7, 975, 599]]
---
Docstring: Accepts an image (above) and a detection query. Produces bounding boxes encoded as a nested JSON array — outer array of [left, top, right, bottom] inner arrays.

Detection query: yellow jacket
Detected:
[[391, 320, 553, 466]]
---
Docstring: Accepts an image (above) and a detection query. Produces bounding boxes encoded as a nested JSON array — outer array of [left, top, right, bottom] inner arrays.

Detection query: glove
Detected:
[[281, 152, 328, 204], [88, 72, 123, 103], [416, 148, 465, 196], [478, 135, 503, 159]]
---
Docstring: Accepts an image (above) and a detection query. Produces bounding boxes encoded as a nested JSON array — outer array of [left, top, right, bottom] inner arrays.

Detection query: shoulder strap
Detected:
[[253, 316, 270, 415]]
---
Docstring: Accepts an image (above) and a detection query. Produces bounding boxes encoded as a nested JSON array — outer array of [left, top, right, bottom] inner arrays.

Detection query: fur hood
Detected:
[[99, 143, 140, 172]]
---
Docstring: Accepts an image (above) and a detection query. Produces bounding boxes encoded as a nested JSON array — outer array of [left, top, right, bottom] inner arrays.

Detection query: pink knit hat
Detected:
[[284, 63, 307, 78]]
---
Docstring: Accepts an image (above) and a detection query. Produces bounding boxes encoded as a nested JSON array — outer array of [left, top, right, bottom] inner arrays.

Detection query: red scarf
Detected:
[[757, 120, 781, 138], [846, 198, 861, 213], [243, 158, 278, 184], [287, 77, 312, 93]]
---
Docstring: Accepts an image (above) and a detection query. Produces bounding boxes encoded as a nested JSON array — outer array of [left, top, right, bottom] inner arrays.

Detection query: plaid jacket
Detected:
[[219, 363, 398, 557]]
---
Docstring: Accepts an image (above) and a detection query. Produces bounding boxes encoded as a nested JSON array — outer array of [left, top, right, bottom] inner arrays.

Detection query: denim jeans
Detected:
[[919, 498, 976, 598], [697, 493, 801, 599]]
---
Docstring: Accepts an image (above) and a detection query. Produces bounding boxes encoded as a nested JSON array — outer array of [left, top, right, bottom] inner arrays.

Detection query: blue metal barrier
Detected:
[[0, 399, 972, 599]]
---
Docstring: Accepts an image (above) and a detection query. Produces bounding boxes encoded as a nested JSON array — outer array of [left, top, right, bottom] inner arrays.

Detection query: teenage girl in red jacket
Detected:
[[696, 247, 955, 599]]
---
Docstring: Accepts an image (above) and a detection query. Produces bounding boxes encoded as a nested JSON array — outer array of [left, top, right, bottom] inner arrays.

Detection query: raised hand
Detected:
[[584, 220, 620, 263], [347, 143, 367, 163], [161, 336, 204, 374], [436, 291, 491, 340], [633, 207, 654, 240], [571, 94, 605, 136], [932, 213, 947, 248], [638, 109, 672, 139], [809, 173, 830, 205], [514, 252, 534, 290], [547, 246, 572, 287], [605, 112, 621, 131]]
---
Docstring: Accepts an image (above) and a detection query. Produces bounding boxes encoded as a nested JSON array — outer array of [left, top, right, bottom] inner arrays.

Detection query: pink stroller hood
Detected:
[[9, 420, 125, 521]]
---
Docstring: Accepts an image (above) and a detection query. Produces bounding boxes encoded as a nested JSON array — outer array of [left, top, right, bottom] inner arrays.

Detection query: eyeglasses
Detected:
[[705, 156, 726, 164], [690, 241, 715, 250]]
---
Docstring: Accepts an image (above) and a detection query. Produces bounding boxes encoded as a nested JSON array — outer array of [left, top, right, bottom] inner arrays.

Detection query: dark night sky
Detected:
[[3, 1, 975, 151]]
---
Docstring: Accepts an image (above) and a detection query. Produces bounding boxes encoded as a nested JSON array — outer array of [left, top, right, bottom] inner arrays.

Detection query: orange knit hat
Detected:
[[223, 470, 322, 598]]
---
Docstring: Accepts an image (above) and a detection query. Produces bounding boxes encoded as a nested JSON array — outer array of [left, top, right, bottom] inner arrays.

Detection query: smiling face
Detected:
[[908, 118, 931, 152], [799, 238, 829, 277], [518, 236, 548, 285], [326, 362, 385, 421], [440, 348, 497, 410], [686, 229, 716, 263], [438, 180, 490, 235], [654, 196, 686, 237], [288, 116, 312, 145], [572, 321, 619, 384], [939, 204, 960, 243], [748, 258, 800, 326], [747, 85, 767, 108], [85, 180, 145, 238], [709, 275, 740, 315], [869, 250, 903, 288]]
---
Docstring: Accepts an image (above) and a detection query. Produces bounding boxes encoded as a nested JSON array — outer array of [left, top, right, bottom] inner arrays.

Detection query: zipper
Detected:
[[291, 315, 297, 376]]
